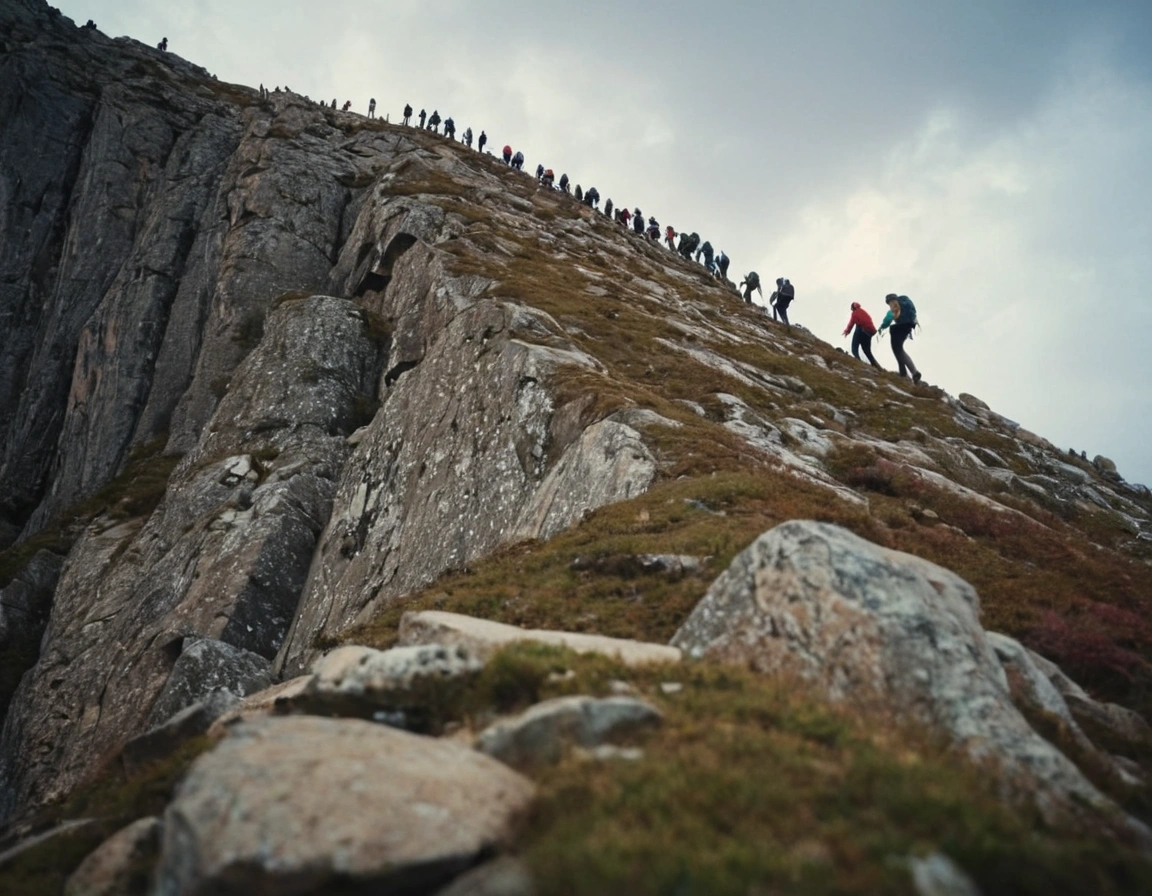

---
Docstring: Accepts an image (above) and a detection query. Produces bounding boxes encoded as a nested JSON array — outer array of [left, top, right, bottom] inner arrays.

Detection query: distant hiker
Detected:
[[647, 219, 661, 241], [559, 173, 570, 193], [83, 19, 97, 29], [716, 250, 730, 279], [536, 164, 545, 182], [603, 198, 613, 218], [428, 110, 441, 132], [512, 150, 525, 170], [620, 206, 632, 228], [740, 272, 762, 303], [342, 100, 352, 112], [771, 278, 796, 327], [843, 302, 881, 368], [542, 169, 555, 188], [575, 184, 583, 201], [158, 37, 168, 51], [503, 145, 513, 164], [878, 294, 922, 382], [403, 103, 413, 125], [331, 98, 337, 109], [696, 240, 714, 269], [633, 210, 645, 235], [478, 131, 488, 153], [463, 127, 473, 147], [368, 98, 376, 119], [418, 109, 427, 128], [444, 117, 455, 139], [665, 225, 676, 250], [585, 186, 599, 208], [677, 232, 691, 256]]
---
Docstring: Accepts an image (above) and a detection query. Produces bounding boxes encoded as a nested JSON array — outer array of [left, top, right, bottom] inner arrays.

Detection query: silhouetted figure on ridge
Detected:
[[158, 37, 168, 51], [403, 103, 413, 125], [559, 173, 569, 193], [368, 98, 376, 119], [463, 127, 473, 147], [478, 131, 488, 153], [740, 271, 762, 303], [428, 110, 441, 132], [418, 109, 427, 128]]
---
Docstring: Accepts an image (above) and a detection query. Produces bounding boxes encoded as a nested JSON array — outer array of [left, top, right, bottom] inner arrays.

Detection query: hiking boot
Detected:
[[912, 372, 922, 384]]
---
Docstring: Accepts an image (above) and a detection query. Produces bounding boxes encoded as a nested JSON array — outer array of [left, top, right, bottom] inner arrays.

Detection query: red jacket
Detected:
[[843, 305, 876, 336]]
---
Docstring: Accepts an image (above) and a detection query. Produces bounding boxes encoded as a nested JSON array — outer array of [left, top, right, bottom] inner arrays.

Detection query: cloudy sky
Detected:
[[70, 0, 1152, 485]]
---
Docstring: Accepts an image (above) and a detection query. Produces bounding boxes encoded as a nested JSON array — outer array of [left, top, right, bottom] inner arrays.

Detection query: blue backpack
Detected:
[[897, 295, 917, 325]]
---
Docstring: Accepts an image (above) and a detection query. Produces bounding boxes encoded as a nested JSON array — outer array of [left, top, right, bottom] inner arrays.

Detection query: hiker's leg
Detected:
[[862, 334, 880, 368], [891, 329, 910, 377], [851, 330, 863, 360]]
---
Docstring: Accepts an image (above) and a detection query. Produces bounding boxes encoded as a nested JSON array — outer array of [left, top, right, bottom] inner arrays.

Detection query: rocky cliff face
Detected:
[[3, 1, 1152, 891]]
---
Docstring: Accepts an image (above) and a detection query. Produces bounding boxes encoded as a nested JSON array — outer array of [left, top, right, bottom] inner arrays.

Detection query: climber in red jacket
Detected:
[[843, 302, 882, 368]]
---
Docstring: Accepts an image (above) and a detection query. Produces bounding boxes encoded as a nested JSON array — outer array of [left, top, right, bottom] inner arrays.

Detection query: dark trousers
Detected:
[[890, 324, 918, 377], [775, 300, 791, 326], [852, 329, 880, 367]]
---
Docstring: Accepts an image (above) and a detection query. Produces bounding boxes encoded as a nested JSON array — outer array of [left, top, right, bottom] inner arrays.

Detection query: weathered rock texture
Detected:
[[2, 0, 1152, 837], [156, 716, 534, 896], [672, 521, 1143, 833]]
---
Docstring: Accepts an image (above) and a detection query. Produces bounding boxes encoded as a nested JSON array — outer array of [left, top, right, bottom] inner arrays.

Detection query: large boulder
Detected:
[[671, 520, 1142, 832], [155, 716, 534, 896]]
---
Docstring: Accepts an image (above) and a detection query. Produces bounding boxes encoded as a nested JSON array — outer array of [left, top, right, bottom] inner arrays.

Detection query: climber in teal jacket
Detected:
[[877, 294, 922, 383]]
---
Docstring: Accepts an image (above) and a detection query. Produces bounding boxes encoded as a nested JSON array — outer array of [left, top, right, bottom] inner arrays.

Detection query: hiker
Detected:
[[575, 184, 583, 202], [535, 164, 545, 182], [478, 131, 488, 153], [603, 198, 613, 218], [463, 127, 473, 147], [368, 98, 376, 119], [665, 225, 676, 250], [502, 145, 513, 164], [158, 37, 168, 51], [696, 240, 714, 269], [403, 103, 413, 125], [716, 250, 730, 280], [418, 109, 427, 128], [512, 150, 525, 170], [83, 19, 97, 29], [877, 294, 922, 382], [633, 210, 645, 235], [559, 173, 570, 193], [444, 117, 455, 139], [428, 110, 441, 132], [619, 206, 632, 228], [542, 169, 555, 188], [647, 218, 661, 241], [843, 302, 881, 368], [740, 272, 762, 303], [771, 278, 796, 326], [585, 186, 599, 208]]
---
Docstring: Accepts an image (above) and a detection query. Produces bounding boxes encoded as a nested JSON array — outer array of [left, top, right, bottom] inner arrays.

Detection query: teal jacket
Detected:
[[878, 309, 895, 333]]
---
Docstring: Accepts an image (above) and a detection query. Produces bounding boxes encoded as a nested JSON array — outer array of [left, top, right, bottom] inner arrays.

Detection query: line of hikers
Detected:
[[368, 101, 926, 383]]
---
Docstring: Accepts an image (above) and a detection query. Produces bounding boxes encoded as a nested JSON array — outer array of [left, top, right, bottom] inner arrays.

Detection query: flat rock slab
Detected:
[[399, 610, 681, 666], [148, 638, 272, 727], [477, 695, 663, 768], [156, 716, 534, 896]]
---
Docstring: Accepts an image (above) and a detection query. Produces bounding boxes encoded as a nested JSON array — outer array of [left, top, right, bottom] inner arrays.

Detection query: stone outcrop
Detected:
[[155, 716, 534, 896], [0, 294, 380, 816], [476, 695, 663, 768], [671, 520, 1145, 833], [294, 643, 483, 730]]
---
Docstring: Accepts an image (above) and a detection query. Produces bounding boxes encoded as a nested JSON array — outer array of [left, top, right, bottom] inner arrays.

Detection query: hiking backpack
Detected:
[[896, 295, 917, 325]]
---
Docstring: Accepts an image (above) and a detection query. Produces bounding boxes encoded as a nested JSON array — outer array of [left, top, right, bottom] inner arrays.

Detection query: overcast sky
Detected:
[[67, 0, 1152, 486]]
